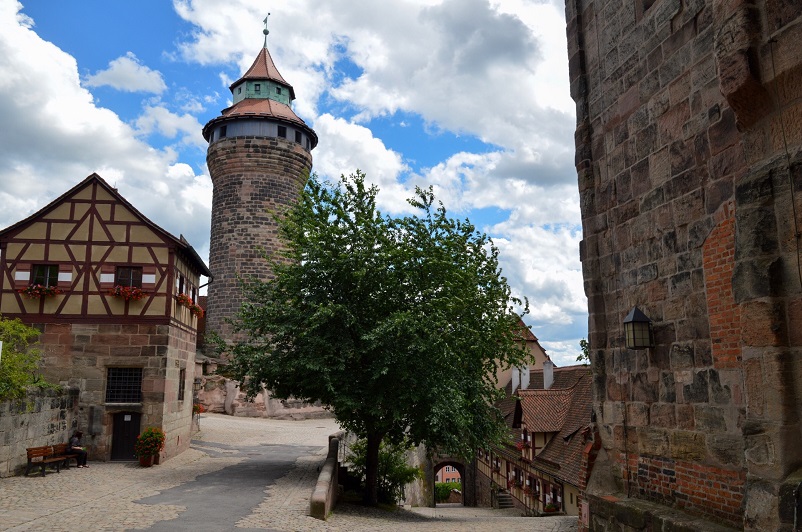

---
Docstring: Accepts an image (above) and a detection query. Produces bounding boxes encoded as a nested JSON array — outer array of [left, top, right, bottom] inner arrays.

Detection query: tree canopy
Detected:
[[220, 171, 530, 503], [0, 315, 46, 401]]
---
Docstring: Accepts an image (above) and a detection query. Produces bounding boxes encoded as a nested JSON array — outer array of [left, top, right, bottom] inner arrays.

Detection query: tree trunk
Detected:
[[363, 432, 382, 505]]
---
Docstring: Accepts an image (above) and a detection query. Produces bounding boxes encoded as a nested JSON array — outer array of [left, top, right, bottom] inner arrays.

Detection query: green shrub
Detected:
[[435, 481, 462, 502], [346, 438, 422, 504], [0, 316, 49, 401]]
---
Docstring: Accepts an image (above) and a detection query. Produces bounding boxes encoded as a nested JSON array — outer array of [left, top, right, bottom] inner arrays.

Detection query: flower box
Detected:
[[18, 284, 62, 299], [109, 285, 147, 301], [176, 293, 193, 307]]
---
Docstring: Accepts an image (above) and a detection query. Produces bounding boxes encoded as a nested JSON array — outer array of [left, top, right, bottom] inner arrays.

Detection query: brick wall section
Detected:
[[564, 0, 802, 529], [702, 204, 741, 368], [205, 136, 312, 339]]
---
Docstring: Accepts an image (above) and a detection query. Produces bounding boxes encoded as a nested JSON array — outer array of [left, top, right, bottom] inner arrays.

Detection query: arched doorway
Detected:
[[433, 460, 465, 505]]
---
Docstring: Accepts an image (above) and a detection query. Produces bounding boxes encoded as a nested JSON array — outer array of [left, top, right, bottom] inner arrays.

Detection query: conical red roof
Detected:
[[230, 46, 294, 99]]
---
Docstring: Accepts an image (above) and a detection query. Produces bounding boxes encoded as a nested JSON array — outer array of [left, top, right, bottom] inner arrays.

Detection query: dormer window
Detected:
[[254, 83, 261, 92]]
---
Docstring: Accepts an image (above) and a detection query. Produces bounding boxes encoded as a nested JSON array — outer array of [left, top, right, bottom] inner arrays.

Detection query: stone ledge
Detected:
[[588, 493, 739, 531]]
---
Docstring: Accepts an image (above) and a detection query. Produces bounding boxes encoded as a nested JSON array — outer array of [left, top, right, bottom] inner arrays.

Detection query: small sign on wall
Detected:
[[124, 414, 131, 422]]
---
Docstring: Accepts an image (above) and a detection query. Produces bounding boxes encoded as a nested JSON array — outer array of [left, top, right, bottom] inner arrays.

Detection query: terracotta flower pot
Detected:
[[139, 455, 154, 467]]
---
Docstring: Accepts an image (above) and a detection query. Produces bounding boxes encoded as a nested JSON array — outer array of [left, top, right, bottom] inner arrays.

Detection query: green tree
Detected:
[[221, 171, 529, 505], [0, 316, 45, 400]]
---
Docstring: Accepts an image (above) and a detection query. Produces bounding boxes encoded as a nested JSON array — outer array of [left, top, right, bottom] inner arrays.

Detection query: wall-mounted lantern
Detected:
[[623, 306, 654, 349], [193, 378, 202, 393]]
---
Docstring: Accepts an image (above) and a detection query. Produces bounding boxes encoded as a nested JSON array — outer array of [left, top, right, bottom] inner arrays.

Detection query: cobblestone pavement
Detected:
[[0, 414, 577, 531]]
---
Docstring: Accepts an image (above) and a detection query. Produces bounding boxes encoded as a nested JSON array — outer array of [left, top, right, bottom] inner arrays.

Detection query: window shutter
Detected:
[[142, 265, 157, 290], [58, 264, 73, 288], [13, 263, 31, 289], [99, 265, 116, 289]]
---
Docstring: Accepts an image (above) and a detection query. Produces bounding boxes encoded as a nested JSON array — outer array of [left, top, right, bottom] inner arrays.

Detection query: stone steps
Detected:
[[497, 490, 514, 509]]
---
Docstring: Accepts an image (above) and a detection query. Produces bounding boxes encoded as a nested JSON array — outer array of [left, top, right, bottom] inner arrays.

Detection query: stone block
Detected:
[[638, 426, 670, 456], [670, 430, 707, 461], [682, 370, 709, 403], [650, 403, 676, 428], [660, 371, 677, 403], [694, 405, 727, 432], [670, 342, 695, 369], [739, 300, 786, 347], [708, 434, 745, 467]]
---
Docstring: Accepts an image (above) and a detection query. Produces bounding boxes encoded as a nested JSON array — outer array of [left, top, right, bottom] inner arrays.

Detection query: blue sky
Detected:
[[0, 0, 586, 365]]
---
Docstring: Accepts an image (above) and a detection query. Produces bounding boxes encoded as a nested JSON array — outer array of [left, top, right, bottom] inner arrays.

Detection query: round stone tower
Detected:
[[203, 33, 317, 339]]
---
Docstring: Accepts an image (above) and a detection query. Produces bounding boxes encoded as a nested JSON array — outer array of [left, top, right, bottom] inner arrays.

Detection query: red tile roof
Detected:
[[496, 364, 592, 487], [219, 98, 308, 129]]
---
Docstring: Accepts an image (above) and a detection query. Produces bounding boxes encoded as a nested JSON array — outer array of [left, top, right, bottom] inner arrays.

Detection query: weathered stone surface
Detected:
[[682, 370, 709, 403], [670, 430, 707, 461]]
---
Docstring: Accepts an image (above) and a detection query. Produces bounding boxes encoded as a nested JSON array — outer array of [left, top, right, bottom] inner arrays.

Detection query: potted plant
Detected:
[[134, 426, 165, 467], [188, 303, 204, 318], [544, 502, 558, 513], [18, 284, 62, 299], [175, 293, 192, 307]]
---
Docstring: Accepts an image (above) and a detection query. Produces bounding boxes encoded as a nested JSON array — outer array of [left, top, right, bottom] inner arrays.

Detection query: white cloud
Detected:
[[84, 52, 167, 94], [312, 114, 412, 212], [0, 3, 211, 265], [134, 105, 207, 149], [1, 0, 587, 350]]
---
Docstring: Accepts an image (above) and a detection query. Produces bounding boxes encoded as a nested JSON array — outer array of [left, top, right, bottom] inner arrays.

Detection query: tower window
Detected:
[[254, 83, 261, 92], [277, 126, 287, 138], [238, 87, 241, 94], [219, 126, 227, 139], [295, 131, 302, 143], [276, 87, 282, 95]]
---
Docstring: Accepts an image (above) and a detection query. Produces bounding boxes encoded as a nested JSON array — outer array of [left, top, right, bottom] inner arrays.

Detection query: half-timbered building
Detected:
[[0, 173, 210, 462], [477, 363, 596, 517]]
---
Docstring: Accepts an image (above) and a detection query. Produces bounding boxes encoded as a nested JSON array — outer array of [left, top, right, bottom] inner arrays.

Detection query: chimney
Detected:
[[543, 358, 554, 390], [521, 364, 531, 390]]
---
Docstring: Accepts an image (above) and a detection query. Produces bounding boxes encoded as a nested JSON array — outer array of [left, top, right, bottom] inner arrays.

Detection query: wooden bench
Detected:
[[51, 443, 80, 469], [25, 444, 79, 477]]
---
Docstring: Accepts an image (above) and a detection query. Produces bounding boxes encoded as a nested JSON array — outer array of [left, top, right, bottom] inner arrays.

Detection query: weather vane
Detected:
[[263, 13, 270, 47]]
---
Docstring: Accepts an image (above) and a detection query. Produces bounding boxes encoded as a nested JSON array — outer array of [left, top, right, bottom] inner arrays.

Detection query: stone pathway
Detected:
[[0, 414, 577, 531]]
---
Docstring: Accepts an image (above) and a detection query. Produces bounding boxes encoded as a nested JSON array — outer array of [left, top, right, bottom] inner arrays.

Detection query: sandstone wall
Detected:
[[0, 387, 79, 477], [38, 321, 196, 461], [564, 0, 802, 529], [205, 136, 313, 339]]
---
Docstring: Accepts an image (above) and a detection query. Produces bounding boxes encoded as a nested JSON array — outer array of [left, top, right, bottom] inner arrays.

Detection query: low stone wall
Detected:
[[587, 493, 739, 532], [310, 432, 343, 520], [0, 387, 79, 477]]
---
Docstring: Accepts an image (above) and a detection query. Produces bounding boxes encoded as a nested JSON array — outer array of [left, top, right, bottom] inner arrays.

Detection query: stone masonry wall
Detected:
[[564, 0, 802, 529], [0, 387, 79, 477], [205, 136, 313, 339], [37, 321, 196, 461]]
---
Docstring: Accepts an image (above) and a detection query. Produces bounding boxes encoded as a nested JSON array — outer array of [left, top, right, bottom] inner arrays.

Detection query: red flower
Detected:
[[109, 285, 147, 301]]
